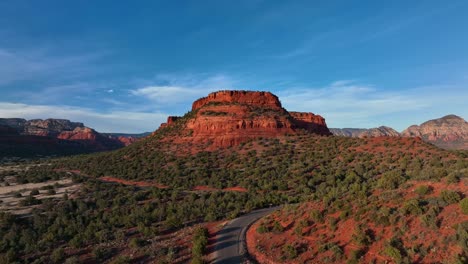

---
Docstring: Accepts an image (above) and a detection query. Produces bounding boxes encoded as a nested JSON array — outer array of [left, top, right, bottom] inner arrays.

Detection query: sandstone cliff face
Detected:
[[290, 112, 331, 135], [58, 127, 98, 141], [57, 127, 125, 150], [360, 126, 400, 138], [159, 116, 181, 129], [329, 128, 368, 137], [157, 90, 330, 149], [401, 115, 468, 149], [24, 119, 84, 137], [192, 90, 282, 111]]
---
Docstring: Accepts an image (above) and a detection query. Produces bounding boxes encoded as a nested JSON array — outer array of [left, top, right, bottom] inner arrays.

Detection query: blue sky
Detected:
[[0, 0, 467, 133]]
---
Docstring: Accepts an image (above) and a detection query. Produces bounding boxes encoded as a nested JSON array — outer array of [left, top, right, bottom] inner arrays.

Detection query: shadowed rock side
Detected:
[[401, 114, 468, 149], [290, 112, 331, 135], [159, 116, 180, 129], [0, 125, 19, 135], [330, 126, 400, 138], [156, 90, 331, 149], [0, 118, 146, 157]]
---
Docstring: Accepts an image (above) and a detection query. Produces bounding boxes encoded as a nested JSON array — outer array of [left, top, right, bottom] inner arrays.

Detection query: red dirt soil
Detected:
[[193, 185, 248, 192], [99, 176, 169, 189], [247, 179, 468, 263]]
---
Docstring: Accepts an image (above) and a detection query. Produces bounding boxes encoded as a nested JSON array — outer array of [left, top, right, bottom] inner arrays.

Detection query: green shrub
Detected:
[[347, 249, 365, 264], [191, 256, 205, 264], [440, 190, 461, 204], [377, 170, 405, 190], [352, 227, 373, 246], [282, 244, 298, 259], [460, 198, 468, 215], [383, 245, 402, 262], [19, 195, 41, 206], [401, 199, 425, 215], [192, 227, 209, 257], [310, 209, 324, 223], [93, 246, 112, 261], [30, 189, 40, 196], [272, 221, 284, 233], [129, 237, 144, 248], [415, 185, 431, 196], [50, 248, 65, 263], [256, 223, 268, 234]]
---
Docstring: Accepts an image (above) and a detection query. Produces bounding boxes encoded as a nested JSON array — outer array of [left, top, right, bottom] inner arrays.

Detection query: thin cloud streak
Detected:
[[131, 74, 239, 107], [0, 102, 166, 133], [278, 81, 466, 130]]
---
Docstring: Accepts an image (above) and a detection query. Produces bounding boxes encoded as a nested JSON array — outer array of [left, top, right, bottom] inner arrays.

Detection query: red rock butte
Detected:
[[192, 90, 282, 111], [157, 90, 331, 148]]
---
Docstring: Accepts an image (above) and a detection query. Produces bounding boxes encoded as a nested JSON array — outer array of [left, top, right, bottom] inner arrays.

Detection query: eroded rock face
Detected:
[[57, 127, 97, 141], [290, 112, 331, 135], [192, 90, 282, 111], [57, 127, 125, 150], [115, 136, 138, 146], [159, 116, 181, 129], [24, 119, 84, 137], [158, 90, 331, 148], [401, 115, 468, 149]]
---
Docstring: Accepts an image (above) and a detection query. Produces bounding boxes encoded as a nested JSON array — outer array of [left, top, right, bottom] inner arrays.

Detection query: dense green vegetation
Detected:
[[0, 128, 466, 262], [191, 227, 209, 264], [58, 135, 467, 194]]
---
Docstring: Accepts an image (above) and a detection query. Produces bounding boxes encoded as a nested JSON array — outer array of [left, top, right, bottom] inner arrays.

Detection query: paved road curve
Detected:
[[213, 207, 280, 264]]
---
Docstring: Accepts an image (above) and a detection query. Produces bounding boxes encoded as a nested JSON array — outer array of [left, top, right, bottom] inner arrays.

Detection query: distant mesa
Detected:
[[330, 126, 400, 138], [191, 90, 283, 111], [401, 114, 468, 150], [0, 118, 149, 157], [156, 90, 331, 149], [330, 115, 467, 150]]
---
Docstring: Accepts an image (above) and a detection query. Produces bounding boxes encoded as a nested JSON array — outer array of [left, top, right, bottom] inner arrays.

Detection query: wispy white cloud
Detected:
[[131, 74, 238, 106], [278, 80, 467, 130], [0, 102, 166, 133]]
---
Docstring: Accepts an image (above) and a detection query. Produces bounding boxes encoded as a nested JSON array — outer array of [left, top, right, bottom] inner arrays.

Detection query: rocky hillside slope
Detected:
[[0, 118, 142, 157], [156, 90, 331, 149], [330, 126, 400, 138], [401, 115, 467, 150]]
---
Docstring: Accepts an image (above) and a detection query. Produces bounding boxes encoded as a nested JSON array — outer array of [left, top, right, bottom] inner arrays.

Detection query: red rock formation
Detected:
[[290, 111, 331, 135], [58, 127, 97, 141], [57, 127, 124, 150], [157, 90, 331, 149], [115, 136, 137, 146], [24, 119, 84, 137], [159, 116, 181, 129], [401, 115, 467, 149], [330, 126, 400, 138], [192, 90, 282, 111]]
